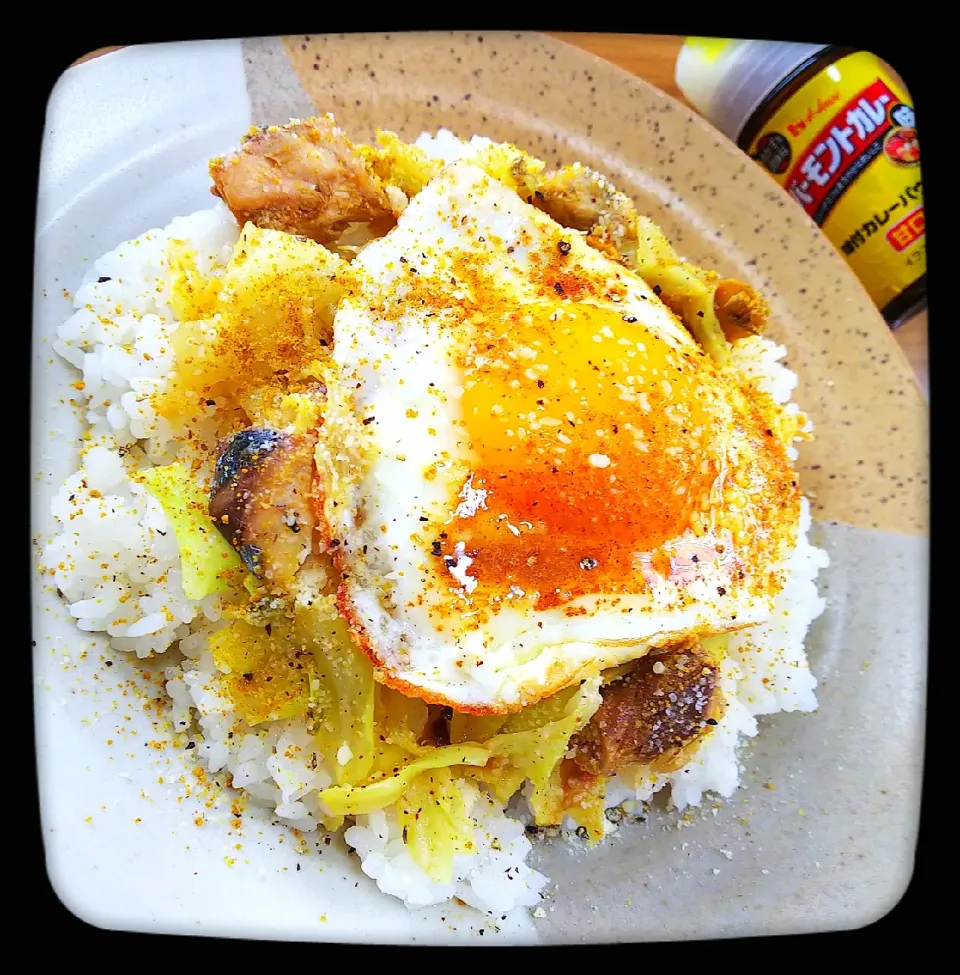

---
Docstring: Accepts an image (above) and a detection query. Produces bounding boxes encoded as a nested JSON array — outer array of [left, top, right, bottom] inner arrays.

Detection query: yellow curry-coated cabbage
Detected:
[[234, 387, 323, 433], [209, 617, 310, 724], [156, 225, 343, 419], [317, 744, 491, 817], [294, 597, 377, 787], [398, 767, 476, 883], [449, 710, 508, 746], [375, 684, 430, 754], [213, 223, 344, 380], [358, 130, 442, 198], [561, 768, 608, 844], [167, 240, 223, 322], [453, 676, 604, 826], [490, 675, 603, 824], [138, 461, 243, 600], [464, 142, 546, 198]]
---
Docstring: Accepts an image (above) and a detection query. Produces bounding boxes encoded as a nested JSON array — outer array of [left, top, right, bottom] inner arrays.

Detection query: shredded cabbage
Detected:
[[358, 130, 442, 198], [317, 744, 491, 816], [561, 763, 607, 844], [166, 240, 221, 321], [398, 768, 476, 883], [463, 142, 546, 198], [449, 710, 508, 746], [488, 676, 603, 823], [375, 685, 429, 754], [601, 661, 638, 685], [138, 461, 243, 600], [209, 617, 309, 724], [156, 225, 343, 419], [455, 676, 604, 825], [629, 215, 732, 364], [294, 599, 376, 786]]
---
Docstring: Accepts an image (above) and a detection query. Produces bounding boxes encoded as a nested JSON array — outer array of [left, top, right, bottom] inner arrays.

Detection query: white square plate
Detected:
[[33, 36, 927, 944]]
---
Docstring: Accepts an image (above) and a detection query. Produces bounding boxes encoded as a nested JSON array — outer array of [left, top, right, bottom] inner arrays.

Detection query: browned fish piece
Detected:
[[532, 164, 639, 263], [713, 278, 770, 340], [210, 427, 318, 588], [572, 644, 723, 775], [209, 116, 397, 244]]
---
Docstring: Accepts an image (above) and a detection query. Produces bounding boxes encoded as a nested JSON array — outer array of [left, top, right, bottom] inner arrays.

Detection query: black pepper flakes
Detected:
[[553, 282, 565, 295], [362, 416, 376, 425], [653, 284, 662, 296], [579, 557, 598, 570], [706, 718, 718, 726], [431, 540, 443, 556], [717, 587, 727, 596], [186, 741, 196, 749], [558, 240, 572, 255], [623, 315, 638, 323], [97, 276, 111, 283]]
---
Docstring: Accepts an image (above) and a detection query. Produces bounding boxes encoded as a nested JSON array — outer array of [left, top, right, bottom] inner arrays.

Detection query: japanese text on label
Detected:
[[785, 79, 896, 225]]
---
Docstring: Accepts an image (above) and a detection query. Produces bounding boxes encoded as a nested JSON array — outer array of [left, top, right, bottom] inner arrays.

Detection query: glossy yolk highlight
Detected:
[[449, 302, 719, 609]]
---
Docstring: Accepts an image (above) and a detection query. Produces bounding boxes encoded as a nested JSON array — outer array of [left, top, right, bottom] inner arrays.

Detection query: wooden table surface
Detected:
[[72, 36, 929, 396]]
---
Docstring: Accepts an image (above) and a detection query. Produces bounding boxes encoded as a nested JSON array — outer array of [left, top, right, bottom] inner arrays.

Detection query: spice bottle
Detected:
[[675, 39, 924, 328]]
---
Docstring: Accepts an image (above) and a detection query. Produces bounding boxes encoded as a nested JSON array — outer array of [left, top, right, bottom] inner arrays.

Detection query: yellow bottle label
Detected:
[[744, 51, 923, 313]]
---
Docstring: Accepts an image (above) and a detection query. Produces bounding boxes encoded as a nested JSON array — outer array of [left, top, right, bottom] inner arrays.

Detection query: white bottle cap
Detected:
[[675, 38, 829, 144]]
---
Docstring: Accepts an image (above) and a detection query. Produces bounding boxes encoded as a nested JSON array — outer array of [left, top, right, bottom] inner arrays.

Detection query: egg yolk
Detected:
[[448, 302, 719, 609]]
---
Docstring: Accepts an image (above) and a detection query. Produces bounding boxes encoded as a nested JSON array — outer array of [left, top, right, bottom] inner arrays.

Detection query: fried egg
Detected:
[[317, 161, 800, 713]]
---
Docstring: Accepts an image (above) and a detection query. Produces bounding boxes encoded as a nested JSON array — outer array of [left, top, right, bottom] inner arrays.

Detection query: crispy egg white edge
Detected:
[[326, 161, 785, 710]]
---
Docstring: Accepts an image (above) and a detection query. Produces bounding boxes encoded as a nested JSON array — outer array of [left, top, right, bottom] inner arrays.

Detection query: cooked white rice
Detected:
[[38, 129, 828, 917]]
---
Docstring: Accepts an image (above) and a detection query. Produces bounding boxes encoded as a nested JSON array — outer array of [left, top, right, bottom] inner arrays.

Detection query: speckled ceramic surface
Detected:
[[34, 34, 927, 944]]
